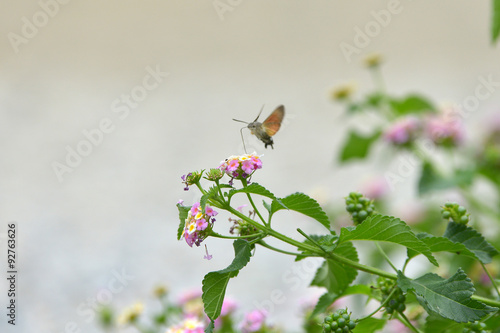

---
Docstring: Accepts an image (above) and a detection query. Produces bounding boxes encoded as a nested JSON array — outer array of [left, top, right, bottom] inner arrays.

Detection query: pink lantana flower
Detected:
[[219, 153, 263, 181], [384, 116, 420, 146], [239, 309, 267, 333], [181, 202, 218, 247], [425, 112, 465, 147]]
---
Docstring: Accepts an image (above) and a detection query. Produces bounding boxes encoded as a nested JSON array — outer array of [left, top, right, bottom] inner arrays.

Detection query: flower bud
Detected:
[[441, 202, 470, 224]]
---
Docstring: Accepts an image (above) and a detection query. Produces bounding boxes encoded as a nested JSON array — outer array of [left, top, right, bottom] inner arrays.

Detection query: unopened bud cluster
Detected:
[[463, 320, 490, 333], [441, 202, 470, 224], [345, 192, 375, 225], [322, 308, 356, 333], [376, 277, 406, 315]]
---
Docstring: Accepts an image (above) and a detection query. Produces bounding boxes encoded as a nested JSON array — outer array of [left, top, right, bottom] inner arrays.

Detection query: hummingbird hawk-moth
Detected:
[[233, 105, 285, 152]]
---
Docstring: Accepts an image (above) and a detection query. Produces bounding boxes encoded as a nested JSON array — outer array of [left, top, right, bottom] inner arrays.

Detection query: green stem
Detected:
[[480, 262, 500, 299], [472, 294, 500, 308], [227, 206, 398, 280], [357, 286, 397, 322], [215, 179, 227, 205], [296, 228, 329, 254], [258, 240, 313, 257], [241, 179, 267, 225], [195, 182, 207, 195], [397, 312, 421, 333], [369, 65, 393, 121], [210, 231, 264, 240], [375, 242, 398, 273], [402, 258, 410, 273]]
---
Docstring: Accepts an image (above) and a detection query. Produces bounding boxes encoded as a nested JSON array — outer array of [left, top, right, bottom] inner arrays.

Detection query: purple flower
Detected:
[[239, 309, 267, 333], [384, 116, 420, 146], [425, 112, 465, 146], [205, 206, 218, 217], [203, 244, 213, 260], [227, 159, 239, 172], [181, 202, 218, 248], [196, 218, 208, 230], [219, 154, 263, 182]]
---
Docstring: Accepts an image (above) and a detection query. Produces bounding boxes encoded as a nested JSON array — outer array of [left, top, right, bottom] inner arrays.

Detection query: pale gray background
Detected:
[[1, 1, 500, 332]]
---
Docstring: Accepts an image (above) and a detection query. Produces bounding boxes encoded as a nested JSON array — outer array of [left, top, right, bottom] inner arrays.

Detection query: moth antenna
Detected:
[[253, 104, 265, 122], [239, 127, 248, 154], [233, 118, 249, 124]]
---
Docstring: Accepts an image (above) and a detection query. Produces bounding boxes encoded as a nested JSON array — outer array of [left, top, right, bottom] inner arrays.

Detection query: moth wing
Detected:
[[262, 105, 285, 136]]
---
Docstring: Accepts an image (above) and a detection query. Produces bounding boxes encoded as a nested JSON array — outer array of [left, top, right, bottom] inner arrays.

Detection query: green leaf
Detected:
[[397, 269, 498, 322], [418, 162, 474, 195], [228, 182, 282, 204], [407, 233, 479, 261], [339, 130, 381, 162], [352, 317, 386, 333], [444, 222, 499, 264], [389, 94, 435, 115], [338, 214, 438, 266], [296, 234, 337, 260], [310, 284, 373, 319], [271, 192, 330, 230], [363, 92, 384, 109], [202, 240, 252, 320], [493, 0, 500, 43], [176, 204, 190, 240], [424, 314, 462, 333], [311, 241, 358, 293], [310, 292, 338, 318]]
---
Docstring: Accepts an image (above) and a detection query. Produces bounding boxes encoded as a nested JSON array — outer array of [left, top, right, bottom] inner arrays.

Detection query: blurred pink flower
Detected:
[[425, 112, 465, 146], [214, 297, 239, 329], [177, 289, 202, 305], [360, 177, 389, 199], [239, 309, 267, 333], [384, 116, 420, 146]]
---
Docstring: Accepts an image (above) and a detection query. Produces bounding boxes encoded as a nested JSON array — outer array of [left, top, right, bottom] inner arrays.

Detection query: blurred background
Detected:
[[1, 1, 500, 332]]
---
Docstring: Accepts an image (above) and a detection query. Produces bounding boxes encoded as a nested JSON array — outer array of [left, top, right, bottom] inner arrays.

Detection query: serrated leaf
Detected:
[[339, 130, 381, 162], [262, 200, 272, 214], [270, 192, 330, 230], [389, 94, 435, 115], [202, 240, 252, 320], [310, 292, 338, 318], [176, 204, 190, 240], [444, 222, 499, 264], [228, 182, 281, 203], [352, 317, 386, 333], [493, 0, 500, 43], [200, 194, 209, 212], [407, 233, 479, 261], [424, 314, 462, 333], [397, 269, 498, 322], [311, 242, 358, 293], [310, 284, 373, 319], [297, 234, 338, 260], [338, 214, 438, 266]]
